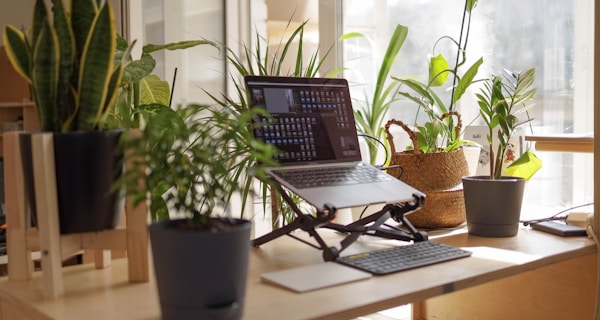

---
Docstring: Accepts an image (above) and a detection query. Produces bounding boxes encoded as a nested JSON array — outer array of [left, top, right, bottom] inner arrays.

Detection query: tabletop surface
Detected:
[[0, 226, 595, 320]]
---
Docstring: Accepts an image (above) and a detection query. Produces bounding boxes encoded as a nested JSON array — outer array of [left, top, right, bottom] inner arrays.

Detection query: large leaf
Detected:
[[143, 40, 216, 54], [452, 57, 483, 104], [32, 20, 59, 131], [140, 75, 170, 106], [428, 54, 449, 87], [2, 26, 31, 82], [52, 0, 76, 129], [76, 2, 115, 131]]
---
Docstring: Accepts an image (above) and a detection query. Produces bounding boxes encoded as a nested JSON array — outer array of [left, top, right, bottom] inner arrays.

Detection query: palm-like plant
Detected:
[[207, 20, 341, 226], [353, 24, 408, 165]]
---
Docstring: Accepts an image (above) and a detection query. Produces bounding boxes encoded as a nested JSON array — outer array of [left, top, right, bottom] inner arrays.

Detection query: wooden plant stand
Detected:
[[3, 131, 149, 299]]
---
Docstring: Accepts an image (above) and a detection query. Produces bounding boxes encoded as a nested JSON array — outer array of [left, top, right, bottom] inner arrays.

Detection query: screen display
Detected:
[[246, 76, 361, 164]]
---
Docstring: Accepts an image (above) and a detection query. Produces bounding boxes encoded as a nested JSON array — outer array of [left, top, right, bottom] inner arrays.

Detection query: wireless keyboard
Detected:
[[336, 241, 472, 275]]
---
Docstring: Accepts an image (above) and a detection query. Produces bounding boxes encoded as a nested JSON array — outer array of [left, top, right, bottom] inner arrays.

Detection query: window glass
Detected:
[[342, 0, 594, 219], [141, 0, 225, 105]]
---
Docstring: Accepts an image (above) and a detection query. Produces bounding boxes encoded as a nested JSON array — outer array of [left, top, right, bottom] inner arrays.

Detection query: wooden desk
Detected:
[[0, 227, 595, 320]]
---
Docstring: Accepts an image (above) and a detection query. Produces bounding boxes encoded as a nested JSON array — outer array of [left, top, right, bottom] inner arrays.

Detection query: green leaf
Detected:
[[428, 54, 449, 87], [2, 26, 32, 82], [504, 151, 542, 181], [338, 32, 364, 41], [142, 40, 216, 54], [140, 75, 171, 106], [32, 20, 59, 131], [76, 2, 115, 131], [453, 57, 483, 103]]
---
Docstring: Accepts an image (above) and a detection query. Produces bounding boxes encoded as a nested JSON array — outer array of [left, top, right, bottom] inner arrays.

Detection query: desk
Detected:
[[0, 227, 595, 320]]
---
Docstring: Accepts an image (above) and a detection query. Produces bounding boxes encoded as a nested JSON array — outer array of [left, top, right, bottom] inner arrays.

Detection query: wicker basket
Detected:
[[384, 112, 468, 192], [406, 186, 466, 228]]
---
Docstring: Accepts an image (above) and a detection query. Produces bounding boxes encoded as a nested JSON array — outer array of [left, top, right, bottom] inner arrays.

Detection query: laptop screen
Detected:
[[245, 76, 362, 165]]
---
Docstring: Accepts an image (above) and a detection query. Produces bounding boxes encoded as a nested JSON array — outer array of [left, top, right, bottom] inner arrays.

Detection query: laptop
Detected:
[[245, 75, 425, 211]]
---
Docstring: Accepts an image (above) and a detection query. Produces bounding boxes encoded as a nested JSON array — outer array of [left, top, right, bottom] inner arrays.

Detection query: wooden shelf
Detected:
[[525, 134, 594, 153]]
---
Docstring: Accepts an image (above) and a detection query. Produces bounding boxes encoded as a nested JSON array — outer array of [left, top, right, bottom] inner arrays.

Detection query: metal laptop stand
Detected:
[[251, 181, 427, 261]]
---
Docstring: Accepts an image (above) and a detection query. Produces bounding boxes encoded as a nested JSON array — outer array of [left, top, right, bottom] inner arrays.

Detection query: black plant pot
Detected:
[[149, 218, 252, 320], [52, 130, 125, 234], [462, 176, 526, 237], [19, 130, 125, 234]]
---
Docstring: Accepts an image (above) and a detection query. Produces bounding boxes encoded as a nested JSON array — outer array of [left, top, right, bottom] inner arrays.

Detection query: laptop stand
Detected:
[[251, 181, 427, 261]]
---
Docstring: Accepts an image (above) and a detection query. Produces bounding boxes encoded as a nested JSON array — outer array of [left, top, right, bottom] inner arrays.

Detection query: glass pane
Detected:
[[342, 0, 594, 219], [141, 0, 225, 105]]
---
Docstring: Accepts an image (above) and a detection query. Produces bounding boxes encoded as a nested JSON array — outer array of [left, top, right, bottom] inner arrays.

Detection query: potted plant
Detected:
[[3, 0, 125, 233], [462, 66, 539, 237], [208, 20, 340, 228], [374, 0, 481, 228], [123, 103, 276, 319]]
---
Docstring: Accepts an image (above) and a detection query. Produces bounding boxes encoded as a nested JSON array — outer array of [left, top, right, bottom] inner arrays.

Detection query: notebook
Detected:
[[245, 75, 425, 210]]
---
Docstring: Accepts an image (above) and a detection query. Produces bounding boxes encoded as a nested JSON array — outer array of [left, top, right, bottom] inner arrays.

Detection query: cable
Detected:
[[521, 202, 594, 227], [357, 133, 389, 168]]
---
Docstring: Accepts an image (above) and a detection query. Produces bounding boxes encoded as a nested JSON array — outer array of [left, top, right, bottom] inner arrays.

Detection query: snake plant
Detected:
[[2, 0, 122, 132]]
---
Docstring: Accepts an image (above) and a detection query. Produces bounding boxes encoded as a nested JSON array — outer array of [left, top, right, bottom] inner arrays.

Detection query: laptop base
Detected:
[[251, 182, 427, 262]]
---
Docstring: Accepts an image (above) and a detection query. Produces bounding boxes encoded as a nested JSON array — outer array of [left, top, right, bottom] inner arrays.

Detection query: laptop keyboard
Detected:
[[272, 164, 394, 189], [336, 241, 472, 275]]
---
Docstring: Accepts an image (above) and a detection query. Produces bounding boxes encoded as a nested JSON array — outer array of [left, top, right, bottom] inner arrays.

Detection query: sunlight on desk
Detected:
[[467, 246, 541, 265]]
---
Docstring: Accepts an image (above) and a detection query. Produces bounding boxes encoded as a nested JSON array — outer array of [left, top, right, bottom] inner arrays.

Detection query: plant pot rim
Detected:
[[463, 176, 525, 182]]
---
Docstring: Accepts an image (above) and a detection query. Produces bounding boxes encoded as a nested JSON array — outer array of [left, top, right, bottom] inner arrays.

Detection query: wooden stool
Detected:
[[3, 131, 149, 299]]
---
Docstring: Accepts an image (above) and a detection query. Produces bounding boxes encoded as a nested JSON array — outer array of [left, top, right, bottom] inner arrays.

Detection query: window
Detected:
[[131, 0, 227, 106], [338, 0, 594, 219]]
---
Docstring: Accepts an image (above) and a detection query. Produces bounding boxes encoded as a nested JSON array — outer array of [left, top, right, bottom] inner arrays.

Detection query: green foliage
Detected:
[[209, 20, 340, 223], [123, 104, 278, 223], [2, 0, 122, 132], [353, 24, 408, 164], [106, 35, 215, 129], [476, 67, 537, 179], [393, 0, 482, 153]]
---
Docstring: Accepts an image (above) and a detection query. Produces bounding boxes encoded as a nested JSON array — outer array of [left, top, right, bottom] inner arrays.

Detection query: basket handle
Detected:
[[384, 119, 421, 155], [440, 111, 463, 139]]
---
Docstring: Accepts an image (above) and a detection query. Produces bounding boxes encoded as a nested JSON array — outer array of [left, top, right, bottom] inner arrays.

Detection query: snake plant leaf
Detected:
[[32, 20, 60, 132], [52, 0, 76, 129], [77, 2, 115, 131], [2, 26, 31, 82], [70, 0, 100, 59], [504, 150, 542, 181], [428, 54, 449, 87], [103, 64, 123, 115]]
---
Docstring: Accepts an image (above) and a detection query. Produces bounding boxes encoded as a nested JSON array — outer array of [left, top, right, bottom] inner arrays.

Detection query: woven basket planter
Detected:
[[384, 113, 468, 192], [405, 186, 466, 228]]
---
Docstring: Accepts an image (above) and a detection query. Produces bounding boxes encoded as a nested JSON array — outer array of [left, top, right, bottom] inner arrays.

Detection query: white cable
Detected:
[[585, 221, 600, 320]]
